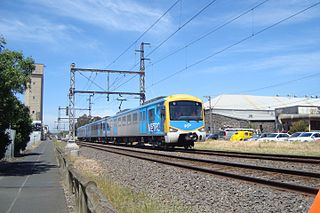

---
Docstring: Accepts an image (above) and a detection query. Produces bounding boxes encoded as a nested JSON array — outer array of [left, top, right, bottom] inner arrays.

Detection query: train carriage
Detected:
[[77, 94, 206, 148]]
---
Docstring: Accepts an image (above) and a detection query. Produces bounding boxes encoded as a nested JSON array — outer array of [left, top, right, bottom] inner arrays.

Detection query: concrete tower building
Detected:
[[24, 64, 44, 124]]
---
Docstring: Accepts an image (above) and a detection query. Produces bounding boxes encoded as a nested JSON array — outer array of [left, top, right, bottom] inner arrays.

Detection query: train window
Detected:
[[122, 116, 126, 126], [133, 113, 138, 123], [148, 109, 155, 123], [127, 114, 131, 125], [114, 119, 117, 127], [139, 112, 142, 121]]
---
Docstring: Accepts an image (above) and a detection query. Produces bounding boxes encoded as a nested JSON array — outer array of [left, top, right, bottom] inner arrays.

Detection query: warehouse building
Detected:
[[204, 94, 320, 133]]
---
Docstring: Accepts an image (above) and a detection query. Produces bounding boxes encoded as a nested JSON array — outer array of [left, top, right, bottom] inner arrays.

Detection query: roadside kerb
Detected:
[[55, 147, 116, 213]]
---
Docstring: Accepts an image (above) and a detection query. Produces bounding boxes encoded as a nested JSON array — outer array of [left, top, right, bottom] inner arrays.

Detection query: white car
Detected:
[[295, 132, 320, 142], [288, 132, 304, 142], [257, 133, 290, 142]]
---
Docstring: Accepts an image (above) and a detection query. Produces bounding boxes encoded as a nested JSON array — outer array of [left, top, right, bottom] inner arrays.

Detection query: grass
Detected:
[[72, 156, 189, 213], [195, 140, 320, 156], [53, 140, 66, 150]]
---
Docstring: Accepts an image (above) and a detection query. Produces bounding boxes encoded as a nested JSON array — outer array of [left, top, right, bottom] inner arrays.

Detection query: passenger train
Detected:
[[77, 94, 206, 148]]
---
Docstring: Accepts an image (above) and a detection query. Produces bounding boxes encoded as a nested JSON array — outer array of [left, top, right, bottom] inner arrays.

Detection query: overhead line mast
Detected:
[[68, 42, 149, 145]]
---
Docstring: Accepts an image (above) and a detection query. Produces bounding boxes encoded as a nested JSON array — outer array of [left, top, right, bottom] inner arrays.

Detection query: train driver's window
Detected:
[[148, 109, 155, 123]]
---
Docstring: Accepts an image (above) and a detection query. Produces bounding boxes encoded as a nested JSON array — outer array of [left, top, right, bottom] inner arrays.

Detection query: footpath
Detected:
[[0, 140, 68, 213]]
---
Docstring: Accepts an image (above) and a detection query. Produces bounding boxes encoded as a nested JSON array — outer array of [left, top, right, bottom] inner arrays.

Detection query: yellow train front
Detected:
[[77, 94, 206, 149], [163, 94, 206, 148]]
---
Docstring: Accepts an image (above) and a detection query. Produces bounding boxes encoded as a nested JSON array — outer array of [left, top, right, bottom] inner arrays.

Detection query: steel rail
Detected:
[[178, 149, 320, 164], [78, 142, 319, 195]]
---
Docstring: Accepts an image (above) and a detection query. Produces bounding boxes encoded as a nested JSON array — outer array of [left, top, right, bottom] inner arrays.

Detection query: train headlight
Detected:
[[169, 127, 178, 132], [198, 127, 206, 132]]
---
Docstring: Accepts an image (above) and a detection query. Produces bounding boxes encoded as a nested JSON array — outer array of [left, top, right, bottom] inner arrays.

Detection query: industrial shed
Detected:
[[203, 94, 320, 133]]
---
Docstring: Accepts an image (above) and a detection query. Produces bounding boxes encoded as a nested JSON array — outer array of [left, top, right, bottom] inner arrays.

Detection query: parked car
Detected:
[[206, 131, 225, 140], [295, 132, 320, 142], [230, 131, 253, 141], [245, 132, 271, 141], [223, 128, 254, 140], [288, 132, 304, 142], [257, 133, 290, 142], [206, 133, 219, 140]]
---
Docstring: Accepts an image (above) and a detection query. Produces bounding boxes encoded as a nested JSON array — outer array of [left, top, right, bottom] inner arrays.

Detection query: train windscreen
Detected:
[[169, 101, 202, 121]]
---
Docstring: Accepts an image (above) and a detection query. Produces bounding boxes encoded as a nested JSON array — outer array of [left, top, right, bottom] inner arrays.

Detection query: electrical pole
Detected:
[[136, 42, 150, 105], [88, 94, 94, 117], [204, 96, 213, 133]]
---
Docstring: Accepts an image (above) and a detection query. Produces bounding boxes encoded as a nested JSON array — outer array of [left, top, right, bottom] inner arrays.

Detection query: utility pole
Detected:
[[204, 96, 213, 133], [136, 42, 150, 105], [88, 94, 94, 117]]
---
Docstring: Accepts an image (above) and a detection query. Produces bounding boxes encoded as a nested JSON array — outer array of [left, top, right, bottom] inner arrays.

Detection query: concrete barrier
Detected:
[[55, 147, 116, 213]]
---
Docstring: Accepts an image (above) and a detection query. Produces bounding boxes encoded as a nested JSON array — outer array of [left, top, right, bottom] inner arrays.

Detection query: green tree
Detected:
[[76, 114, 101, 129], [289, 120, 309, 134], [0, 36, 34, 158]]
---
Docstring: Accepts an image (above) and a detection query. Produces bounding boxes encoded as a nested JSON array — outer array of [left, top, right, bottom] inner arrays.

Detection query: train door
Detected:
[[147, 106, 161, 135], [139, 108, 147, 134], [157, 105, 164, 133]]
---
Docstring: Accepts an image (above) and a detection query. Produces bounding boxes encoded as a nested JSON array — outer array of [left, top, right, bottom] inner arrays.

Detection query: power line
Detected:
[[147, 0, 219, 58], [148, 1, 320, 88], [78, 72, 106, 91], [240, 72, 320, 94], [105, 0, 181, 69], [119, 0, 220, 88], [152, 0, 270, 66]]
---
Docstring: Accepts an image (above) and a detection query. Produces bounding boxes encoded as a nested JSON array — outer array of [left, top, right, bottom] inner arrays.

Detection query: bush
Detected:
[[289, 120, 309, 134]]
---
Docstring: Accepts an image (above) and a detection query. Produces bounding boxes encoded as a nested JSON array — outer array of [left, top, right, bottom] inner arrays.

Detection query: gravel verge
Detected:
[[79, 146, 315, 212]]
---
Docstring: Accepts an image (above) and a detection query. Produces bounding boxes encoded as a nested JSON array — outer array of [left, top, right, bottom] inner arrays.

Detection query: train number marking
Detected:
[[148, 122, 160, 132]]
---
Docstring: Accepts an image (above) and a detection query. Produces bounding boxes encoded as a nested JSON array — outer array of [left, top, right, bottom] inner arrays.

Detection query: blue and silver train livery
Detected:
[[77, 94, 206, 148]]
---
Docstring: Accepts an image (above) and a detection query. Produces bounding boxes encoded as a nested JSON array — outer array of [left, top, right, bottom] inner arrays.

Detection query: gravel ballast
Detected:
[[79, 146, 316, 212]]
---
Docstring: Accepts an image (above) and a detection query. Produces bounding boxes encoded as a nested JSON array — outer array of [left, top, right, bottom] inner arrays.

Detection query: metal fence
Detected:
[[55, 147, 116, 213]]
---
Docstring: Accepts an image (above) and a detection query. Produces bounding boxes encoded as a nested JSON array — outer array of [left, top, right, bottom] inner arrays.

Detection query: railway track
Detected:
[[178, 149, 320, 164], [77, 141, 320, 195]]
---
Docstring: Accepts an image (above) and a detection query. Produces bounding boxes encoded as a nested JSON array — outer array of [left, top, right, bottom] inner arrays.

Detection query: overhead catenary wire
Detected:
[[239, 72, 320, 94], [151, 0, 270, 66], [105, 0, 181, 69], [148, 1, 320, 88], [106, 0, 181, 92], [128, 0, 220, 71], [114, 0, 270, 89]]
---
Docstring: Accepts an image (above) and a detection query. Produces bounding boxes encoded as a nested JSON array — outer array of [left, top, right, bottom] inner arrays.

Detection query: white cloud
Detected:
[[200, 51, 320, 75], [30, 0, 173, 34], [234, 0, 320, 28], [0, 16, 80, 44]]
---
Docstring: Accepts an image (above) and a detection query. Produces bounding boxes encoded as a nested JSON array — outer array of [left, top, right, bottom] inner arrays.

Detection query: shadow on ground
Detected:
[[0, 160, 57, 177]]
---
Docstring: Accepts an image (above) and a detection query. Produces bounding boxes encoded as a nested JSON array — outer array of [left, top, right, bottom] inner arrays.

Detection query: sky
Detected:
[[1, 0, 320, 132]]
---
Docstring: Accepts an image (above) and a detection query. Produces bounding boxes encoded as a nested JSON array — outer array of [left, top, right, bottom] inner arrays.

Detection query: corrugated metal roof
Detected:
[[204, 94, 320, 110], [213, 109, 275, 121]]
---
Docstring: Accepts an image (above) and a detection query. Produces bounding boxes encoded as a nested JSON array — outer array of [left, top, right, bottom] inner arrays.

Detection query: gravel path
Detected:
[[79, 146, 316, 212]]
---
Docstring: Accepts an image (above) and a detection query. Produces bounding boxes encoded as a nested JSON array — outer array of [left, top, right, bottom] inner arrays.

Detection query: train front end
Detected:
[[164, 94, 206, 148]]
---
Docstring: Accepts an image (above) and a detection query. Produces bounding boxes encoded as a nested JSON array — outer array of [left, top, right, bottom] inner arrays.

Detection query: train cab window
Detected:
[[148, 109, 155, 123], [127, 114, 131, 125], [133, 113, 138, 123], [122, 116, 126, 126]]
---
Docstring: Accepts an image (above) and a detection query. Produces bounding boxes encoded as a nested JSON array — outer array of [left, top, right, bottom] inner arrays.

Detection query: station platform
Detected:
[[0, 140, 68, 213]]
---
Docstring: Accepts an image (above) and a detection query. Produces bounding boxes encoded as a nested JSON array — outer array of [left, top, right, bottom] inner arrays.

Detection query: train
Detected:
[[77, 94, 206, 149]]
